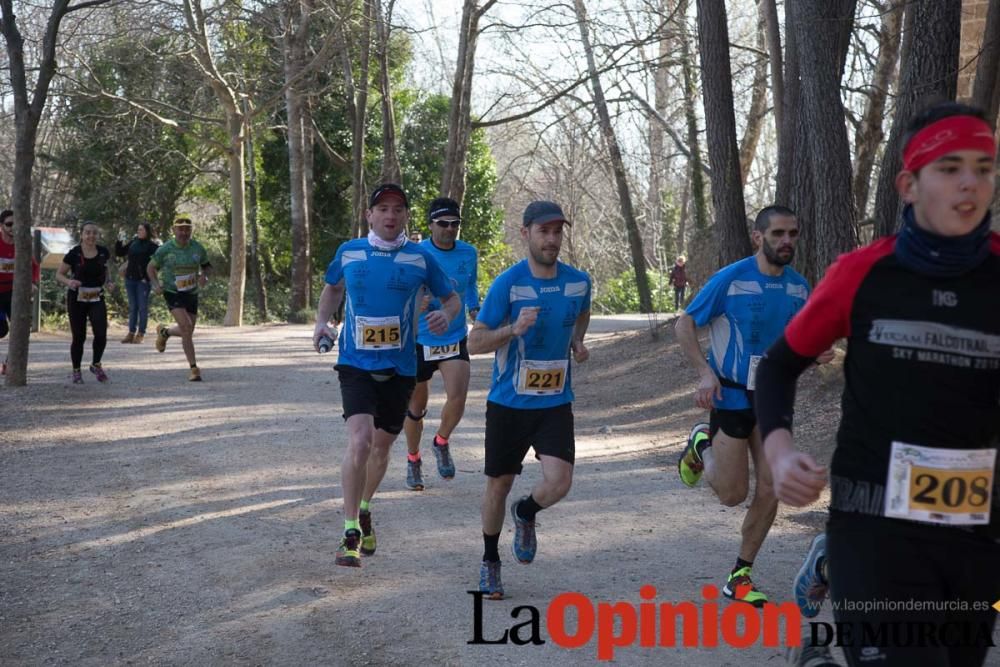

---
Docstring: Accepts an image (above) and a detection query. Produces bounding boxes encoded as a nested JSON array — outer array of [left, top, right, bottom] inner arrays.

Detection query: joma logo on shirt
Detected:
[[539, 286, 561, 293], [765, 283, 784, 289], [371, 251, 392, 257]]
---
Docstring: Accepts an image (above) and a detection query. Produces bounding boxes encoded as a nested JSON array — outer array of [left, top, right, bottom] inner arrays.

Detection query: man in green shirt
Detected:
[[148, 218, 212, 381]]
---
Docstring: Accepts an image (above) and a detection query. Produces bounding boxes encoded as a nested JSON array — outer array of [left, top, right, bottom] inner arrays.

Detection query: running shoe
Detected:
[[478, 560, 504, 600], [723, 566, 768, 607], [71, 369, 84, 384], [406, 458, 425, 491], [433, 439, 456, 479], [335, 529, 362, 567], [189, 366, 202, 382], [510, 497, 537, 564], [359, 510, 376, 556], [786, 642, 840, 666], [678, 422, 709, 487], [89, 364, 110, 383], [155, 324, 169, 352], [794, 533, 828, 618]]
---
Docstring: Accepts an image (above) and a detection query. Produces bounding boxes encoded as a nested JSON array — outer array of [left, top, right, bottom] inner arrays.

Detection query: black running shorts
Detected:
[[709, 407, 757, 441], [826, 510, 1000, 667], [163, 290, 199, 316], [337, 365, 416, 435], [484, 401, 575, 477], [416, 337, 470, 383]]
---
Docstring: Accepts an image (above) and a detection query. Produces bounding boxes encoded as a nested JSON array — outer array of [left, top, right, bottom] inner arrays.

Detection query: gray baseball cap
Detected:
[[522, 200, 571, 226]]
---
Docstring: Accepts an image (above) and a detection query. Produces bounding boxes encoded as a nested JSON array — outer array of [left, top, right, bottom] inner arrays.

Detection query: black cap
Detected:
[[522, 200, 570, 226], [369, 183, 409, 208], [428, 197, 461, 222]]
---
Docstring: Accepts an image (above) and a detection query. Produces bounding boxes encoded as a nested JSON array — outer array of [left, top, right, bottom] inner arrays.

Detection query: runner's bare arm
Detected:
[[675, 312, 722, 408], [147, 262, 162, 293], [571, 309, 590, 363], [56, 262, 80, 289], [468, 307, 539, 355], [425, 291, 460, 335], [313, 281, 344, 350]]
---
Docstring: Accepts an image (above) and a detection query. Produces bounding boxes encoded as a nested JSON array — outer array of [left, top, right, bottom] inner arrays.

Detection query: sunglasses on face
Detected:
[[434, 219, 461, 229], [2, 222, 12, 228]]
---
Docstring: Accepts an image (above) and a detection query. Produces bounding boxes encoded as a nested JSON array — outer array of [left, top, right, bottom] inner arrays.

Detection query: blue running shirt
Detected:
[[325, 238, 454, 376], [416, 238, 479, 348], [477, 260, 591, 409], [685, 256, 810, 410]]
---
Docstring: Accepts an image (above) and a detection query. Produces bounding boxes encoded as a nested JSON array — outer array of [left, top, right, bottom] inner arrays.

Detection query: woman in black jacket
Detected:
[[115, 222, 160, 343]]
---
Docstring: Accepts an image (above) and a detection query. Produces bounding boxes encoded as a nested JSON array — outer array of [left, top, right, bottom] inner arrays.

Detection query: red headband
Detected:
[[902, 115, 996, 172]]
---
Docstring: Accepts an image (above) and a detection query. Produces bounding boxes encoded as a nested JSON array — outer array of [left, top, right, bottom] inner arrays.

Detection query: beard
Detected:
[[529, 244, 559, 266], [762, 241, 794, 267]]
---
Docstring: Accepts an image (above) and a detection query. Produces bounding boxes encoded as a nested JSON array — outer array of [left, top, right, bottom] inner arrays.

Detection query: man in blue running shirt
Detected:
[[402, 197, 480, 489], [313, 183, 460, 568], [468, 200, 591, 600], [674, 205, 832, 606]]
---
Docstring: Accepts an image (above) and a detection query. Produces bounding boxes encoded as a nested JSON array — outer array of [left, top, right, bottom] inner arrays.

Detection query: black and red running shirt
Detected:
[[756, 234, 1000, 534]]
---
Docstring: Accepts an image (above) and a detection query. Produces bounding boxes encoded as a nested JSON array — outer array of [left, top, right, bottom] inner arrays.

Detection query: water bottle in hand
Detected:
[[318, 335, 335, 354]]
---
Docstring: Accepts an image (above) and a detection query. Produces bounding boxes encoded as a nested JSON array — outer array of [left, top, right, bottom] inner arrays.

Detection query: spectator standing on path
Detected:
[[115, 222, 160, 344], [669, 255, 688, 310]]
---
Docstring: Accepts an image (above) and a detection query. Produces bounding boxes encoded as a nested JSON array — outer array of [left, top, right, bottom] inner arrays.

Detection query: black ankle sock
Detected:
[[190, 363, 197, 369], [517, 495, 544, 522], [695, 437, 711, 458], [733, 557, 753, 573], [483, 532, 501, 562]]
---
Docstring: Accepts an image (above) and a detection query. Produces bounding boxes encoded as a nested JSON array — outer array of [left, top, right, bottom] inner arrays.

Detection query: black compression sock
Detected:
[[483, 532, 501, 562], [517, 494, 544, 522]]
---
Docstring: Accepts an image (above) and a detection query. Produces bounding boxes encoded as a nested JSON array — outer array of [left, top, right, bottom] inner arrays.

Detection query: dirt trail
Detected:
[[0, 319, 961, 666]]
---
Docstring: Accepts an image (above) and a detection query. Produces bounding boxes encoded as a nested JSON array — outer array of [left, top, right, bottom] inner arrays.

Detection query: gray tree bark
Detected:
[[853, 0, 904, 219], [283, 0, 312, 315], [1, 0, 112, 385], [573, 0, 653, 313], [375, 0, 402, 185], [739, 2, 769, 186], [972, 0, 1000, 124], [872, 0, 962, 238], [696, 0, 752, 265]]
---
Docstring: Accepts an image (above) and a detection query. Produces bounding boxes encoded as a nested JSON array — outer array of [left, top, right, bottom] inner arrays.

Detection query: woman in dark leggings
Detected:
[[56, 222, 114, 384]]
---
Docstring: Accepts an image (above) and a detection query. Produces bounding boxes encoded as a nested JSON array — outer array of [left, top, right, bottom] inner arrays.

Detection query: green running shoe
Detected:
[[723, 566, 768, 607], [359, 510, 376, 556], [678, 422, 709, 487], [336, 530, 362, 567]]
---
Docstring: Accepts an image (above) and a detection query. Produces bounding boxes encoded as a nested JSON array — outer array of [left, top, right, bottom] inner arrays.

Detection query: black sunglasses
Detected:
[[434, 219, 461, 228], [2, 222, 12, 227]]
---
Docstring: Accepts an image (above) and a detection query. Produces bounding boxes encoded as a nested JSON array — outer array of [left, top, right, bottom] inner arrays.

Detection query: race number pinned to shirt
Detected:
[[77, 286, 102, 303], [884, 441, 996, 526], [175, 273, 197, 292], [424, 342, 460, 361], [356, 315, 401, 351], [0, 258, 14, 274], [746, 354, 762, 391], [517, 359, 568, 396]]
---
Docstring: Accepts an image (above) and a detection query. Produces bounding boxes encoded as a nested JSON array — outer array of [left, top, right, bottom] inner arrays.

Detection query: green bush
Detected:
[[593, 268, 677, 314]]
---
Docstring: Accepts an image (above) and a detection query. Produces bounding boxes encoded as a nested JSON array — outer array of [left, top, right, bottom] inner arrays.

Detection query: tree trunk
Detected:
[[243, 101, 267, 320], [972, 0, 1000, 124], [441, 0, 487, 203], [774, 0, 800, 204], [1, 0, 84, 386], [375, 0, 402, 185], [573, 0, 653, 313], [762, 0, 784, 150], [738, 1, 769, 185], [223, 112, 247, 326], [679, 0, 708, 235], [343, 0, 373, 236], [794, 0, 858, 281], [283, 0, 311, 315], [696, 0, 752, 265], [853, 0, 904, 219], [872, 0, 962, 238]]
